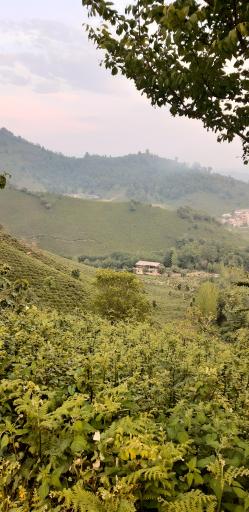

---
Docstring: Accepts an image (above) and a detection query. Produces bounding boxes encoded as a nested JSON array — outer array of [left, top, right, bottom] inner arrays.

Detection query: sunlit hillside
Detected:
[[0, 187, 244, 260]]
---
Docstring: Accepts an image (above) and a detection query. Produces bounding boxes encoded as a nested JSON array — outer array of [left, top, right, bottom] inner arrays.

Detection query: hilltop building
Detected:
[[134, 260, 163, 276]]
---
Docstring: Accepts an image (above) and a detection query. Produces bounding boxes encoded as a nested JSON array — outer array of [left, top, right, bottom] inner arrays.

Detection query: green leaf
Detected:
[[228, 29, 237, 44], [177, 430, 189, 443], [187, 472, 194, 486], [1, 434, 9, 450], [244, 496, 249, 510], [194, 473, 204, 485], [189, 13, 198, 26], [39, 480, 50, 499], [232, 486, 247, 499], [187, 457, 197, 471], [71, 435, 88, 453]]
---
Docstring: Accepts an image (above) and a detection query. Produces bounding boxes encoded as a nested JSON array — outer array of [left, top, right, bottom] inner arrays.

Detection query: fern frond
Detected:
[[161, 490, 217, 512], [102, 414, 152, 440], [225, 465, 249, 486], [127, 465, 174, 487], [60, 482, 104, 512], [116, 498, 136, 512]]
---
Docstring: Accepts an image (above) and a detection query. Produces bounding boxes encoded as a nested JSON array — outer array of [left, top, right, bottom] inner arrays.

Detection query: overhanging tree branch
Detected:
[[82, 0, 249, 163]]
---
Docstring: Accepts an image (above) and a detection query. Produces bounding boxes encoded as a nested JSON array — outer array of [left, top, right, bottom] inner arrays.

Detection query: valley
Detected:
[[0, 226, 210, 324]]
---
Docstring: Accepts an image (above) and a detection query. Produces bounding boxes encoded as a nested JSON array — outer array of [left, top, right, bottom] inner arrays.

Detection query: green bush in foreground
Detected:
[[0, 306, 249, 510]]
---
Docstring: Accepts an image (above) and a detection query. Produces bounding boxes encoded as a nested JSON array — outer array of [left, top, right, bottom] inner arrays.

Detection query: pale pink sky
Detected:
[[0, 0, 245, 172]]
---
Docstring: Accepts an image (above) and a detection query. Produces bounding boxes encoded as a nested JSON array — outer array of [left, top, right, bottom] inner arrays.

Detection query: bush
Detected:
[[71, 268, 81, 279], [92, 269, 151, 322]]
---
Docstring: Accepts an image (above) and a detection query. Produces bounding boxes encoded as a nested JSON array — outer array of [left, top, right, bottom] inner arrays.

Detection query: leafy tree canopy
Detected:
[[82, 0, 249, 163], [196, 281, 219, 317], [93, 268, 151, 322]]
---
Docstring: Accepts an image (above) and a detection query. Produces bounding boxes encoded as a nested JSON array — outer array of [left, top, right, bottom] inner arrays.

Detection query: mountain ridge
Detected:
[[1, 127, 249, 215]]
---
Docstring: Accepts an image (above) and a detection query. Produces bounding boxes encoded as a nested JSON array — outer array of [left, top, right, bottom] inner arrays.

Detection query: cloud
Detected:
[[0, 19, 113, 94], [0, 65, 30, 86]]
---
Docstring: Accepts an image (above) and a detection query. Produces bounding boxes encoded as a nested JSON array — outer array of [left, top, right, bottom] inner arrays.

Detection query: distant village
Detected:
[[221, 209, 249, 228]]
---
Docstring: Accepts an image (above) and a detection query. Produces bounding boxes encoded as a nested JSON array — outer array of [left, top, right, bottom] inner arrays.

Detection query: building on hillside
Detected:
[[221, 213, 232, 223], [134, 260, 163, 276], [221, 209, 249, 227], [234, 210, 249, 226]]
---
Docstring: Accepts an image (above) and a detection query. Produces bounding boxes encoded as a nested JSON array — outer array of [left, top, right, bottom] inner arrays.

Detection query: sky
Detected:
[[0, 0, 245, 172]]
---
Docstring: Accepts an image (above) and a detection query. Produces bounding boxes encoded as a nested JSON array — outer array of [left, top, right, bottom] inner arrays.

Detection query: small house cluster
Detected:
[[221, 209, 249, 227], [134, 260, 163, 276]]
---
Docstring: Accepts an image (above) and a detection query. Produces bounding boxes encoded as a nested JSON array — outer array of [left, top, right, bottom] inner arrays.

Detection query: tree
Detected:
[[218, 284, 249, 331], [71, 268, 81, 279], [93, 269, 151, 322], [196, 281, 219, 317], [164, 247, 178, 267], [82, 0, 249, 163], [0, 172, 10, 189]]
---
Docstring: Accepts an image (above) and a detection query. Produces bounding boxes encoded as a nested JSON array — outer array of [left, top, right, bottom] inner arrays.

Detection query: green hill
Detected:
[[0, 228, 93, 312], [1, 127, 249, 215], [0, 187, 244, 261]]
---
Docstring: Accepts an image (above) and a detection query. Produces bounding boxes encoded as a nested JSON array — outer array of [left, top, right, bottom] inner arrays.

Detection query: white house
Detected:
[[134, 260, 163, 276]]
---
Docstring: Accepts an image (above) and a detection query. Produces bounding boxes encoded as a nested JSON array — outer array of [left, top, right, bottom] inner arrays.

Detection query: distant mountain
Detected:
[[1, 127, 249, 215]]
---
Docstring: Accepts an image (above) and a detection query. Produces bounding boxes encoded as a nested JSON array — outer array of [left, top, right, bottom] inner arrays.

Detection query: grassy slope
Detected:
[[0, 230, 92, 313], [0, 188, 244, 260], [142, 274, 189, 324]]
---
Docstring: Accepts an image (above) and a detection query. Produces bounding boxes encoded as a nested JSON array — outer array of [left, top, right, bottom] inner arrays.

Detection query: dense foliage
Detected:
[[82, 0, 249, 162], [78, 252, 137, 271], [93, 269, 151, 322], [1, 301, 249, 511], [164, 236, 249, 273], [1, 221, 249, 510], [2, 129, 249, 214]]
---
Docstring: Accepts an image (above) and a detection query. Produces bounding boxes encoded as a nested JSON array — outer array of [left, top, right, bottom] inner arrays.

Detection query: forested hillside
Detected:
[[1, 128, 249, 215]]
